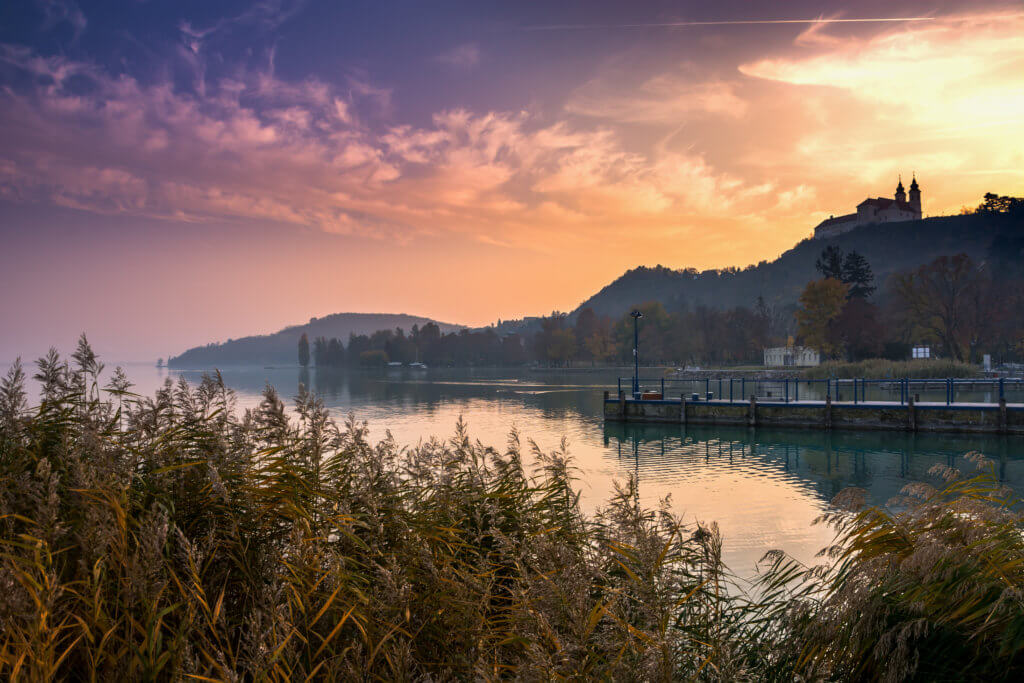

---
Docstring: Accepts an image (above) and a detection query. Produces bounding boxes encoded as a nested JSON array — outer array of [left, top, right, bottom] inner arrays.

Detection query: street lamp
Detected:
[[631, 310, 643, 397]]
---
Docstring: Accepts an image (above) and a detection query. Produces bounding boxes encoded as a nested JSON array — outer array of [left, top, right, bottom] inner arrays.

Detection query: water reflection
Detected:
[[603, 422, 1019, 508], [101, 364, 1024, 576]]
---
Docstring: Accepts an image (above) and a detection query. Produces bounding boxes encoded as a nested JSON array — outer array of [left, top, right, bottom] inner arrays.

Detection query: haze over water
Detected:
[[47, 362, 1024, 579]]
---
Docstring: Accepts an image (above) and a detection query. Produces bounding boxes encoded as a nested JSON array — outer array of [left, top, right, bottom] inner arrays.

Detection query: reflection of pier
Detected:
[[603, 422, 1020, 508]]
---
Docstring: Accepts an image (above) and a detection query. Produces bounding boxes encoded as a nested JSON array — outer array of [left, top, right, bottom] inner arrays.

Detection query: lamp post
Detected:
[[631, 310, 643, 397]]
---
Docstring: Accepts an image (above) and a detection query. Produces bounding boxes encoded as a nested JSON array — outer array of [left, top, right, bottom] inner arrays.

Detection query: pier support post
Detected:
[[1000, 398, 1008, 434], [825, 394, 832, 430], [748, 395, 757, 428], [908, 396, 917, 432], [618, 390, 626, 422], [680, 395, 687, 425]]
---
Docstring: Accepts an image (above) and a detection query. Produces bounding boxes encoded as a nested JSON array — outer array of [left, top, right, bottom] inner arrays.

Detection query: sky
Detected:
[[1, 0, 1023, 361]]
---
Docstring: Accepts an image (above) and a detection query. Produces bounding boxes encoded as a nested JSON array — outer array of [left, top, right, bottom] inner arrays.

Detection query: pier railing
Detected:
[[616, 376, 1024, 406]]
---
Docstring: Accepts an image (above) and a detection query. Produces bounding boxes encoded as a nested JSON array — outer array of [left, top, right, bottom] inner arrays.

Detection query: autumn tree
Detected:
[[832, 297, 884, 360], [795, 278, 849, 358], [890, 254, 991, 362]]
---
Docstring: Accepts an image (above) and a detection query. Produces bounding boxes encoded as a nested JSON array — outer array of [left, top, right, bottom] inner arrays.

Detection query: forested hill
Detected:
[[169, 313, 463, 368], [574, 212, 1023, 318]]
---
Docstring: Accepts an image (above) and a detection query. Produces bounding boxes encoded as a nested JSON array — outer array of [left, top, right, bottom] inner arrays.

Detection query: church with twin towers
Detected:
[[814, 175, 922, 239]]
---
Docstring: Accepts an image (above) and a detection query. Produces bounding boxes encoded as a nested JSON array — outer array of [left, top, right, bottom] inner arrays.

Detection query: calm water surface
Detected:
[[14, 362, 1024, 578]]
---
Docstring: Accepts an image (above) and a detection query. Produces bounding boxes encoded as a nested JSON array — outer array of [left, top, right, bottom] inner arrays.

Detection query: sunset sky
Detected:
[[2, 0, 1023, 361]]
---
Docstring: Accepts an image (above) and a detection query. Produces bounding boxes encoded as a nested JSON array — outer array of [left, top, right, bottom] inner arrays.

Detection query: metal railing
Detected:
[[615, 377, 1024, 405]]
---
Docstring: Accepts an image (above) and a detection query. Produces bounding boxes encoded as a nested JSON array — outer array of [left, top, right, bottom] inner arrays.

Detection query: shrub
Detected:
[[802, 358, 978, 379]]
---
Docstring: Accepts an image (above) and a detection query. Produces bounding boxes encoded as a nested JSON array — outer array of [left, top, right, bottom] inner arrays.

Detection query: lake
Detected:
[[13, 361, 1024, 578]]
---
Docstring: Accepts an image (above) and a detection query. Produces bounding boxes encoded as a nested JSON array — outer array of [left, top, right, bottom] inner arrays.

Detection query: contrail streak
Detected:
[[522, 17, 934, 31]]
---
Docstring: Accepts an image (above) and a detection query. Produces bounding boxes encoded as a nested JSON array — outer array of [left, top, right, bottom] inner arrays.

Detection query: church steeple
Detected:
[[895, 175, 906, 203], [908, 173, 921, 215]]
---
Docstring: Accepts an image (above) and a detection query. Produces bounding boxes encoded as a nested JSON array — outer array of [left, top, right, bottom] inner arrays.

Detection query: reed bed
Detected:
[[802, 358, 978, 379], [1, 338, 1021, 680]]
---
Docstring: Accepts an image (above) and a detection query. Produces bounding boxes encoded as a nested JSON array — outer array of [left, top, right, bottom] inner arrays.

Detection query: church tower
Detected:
[[895, 176, 906, 203], [908, 174, 921, 216]]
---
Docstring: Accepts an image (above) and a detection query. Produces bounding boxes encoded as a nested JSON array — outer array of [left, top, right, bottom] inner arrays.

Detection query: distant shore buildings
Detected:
[[814, 176, 922, 239], [763, 346, 820, 368]]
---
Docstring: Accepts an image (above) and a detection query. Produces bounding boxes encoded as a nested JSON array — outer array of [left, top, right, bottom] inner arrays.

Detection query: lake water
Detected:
[[10, 361, 1024, 578]]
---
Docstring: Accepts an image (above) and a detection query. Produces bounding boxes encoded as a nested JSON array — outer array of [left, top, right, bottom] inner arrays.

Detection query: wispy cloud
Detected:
[[0, 43, 739, 249], [37, 0, 87, 40], [521, 16, 935, 31], [435, 43, 481, 69]]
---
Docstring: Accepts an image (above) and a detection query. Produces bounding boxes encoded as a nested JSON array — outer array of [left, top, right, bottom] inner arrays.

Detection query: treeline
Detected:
[[297, 193, 1023, 368], [297, 302, 792, 369], [299, 323, 529, 368], [796, 246, 1024, 363]]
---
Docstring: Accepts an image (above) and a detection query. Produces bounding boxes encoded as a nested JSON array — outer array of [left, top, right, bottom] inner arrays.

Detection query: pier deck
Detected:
[[603, 394, 1024, 435]]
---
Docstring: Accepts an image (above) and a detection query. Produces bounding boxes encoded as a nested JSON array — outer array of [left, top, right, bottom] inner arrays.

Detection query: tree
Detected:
[[832, 298, 884, 360], [298, 333, 310, 367], [547, 328, 577, 366], [795, 279, 849, 358], [890, 254, 990, 362], [841, 251, 876, 299], [815, 246, 844, 280], [977, 192, 1024, 215]]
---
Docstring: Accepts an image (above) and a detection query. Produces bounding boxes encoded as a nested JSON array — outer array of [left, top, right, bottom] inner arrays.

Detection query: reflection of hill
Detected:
[[602, 422, 1023, 509]]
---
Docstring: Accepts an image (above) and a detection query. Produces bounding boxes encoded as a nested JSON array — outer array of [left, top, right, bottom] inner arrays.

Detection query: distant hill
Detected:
[[169, 313, 464, 368], [573, 212, 1023, 318]]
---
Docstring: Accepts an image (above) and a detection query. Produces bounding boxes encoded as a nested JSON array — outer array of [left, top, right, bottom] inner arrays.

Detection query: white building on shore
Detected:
[[814, 176, 922, 239], [764, 346, 820, 368]]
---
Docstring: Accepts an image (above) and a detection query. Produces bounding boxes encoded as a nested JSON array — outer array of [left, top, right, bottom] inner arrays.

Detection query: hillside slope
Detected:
[[169, 313, 463, 368], [574, 213, 1022, 318]]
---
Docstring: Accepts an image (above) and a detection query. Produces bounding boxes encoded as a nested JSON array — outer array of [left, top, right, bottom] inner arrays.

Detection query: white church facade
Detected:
[[814, 176, 922, 239]]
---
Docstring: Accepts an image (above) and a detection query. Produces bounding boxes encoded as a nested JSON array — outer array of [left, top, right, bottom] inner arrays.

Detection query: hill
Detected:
[[169, 313, 464, 368], [573, 212, 1023, 318]]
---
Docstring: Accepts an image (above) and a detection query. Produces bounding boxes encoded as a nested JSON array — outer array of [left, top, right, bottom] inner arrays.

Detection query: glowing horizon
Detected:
[[1, 1, 1022, 361]]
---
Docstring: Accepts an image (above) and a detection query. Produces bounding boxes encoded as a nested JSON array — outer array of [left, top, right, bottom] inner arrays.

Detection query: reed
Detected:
[[2, 339, 1019, 680], [802, 358, 978, 379], [0, 341, 769, 680], [758, 454, 1024, 680]]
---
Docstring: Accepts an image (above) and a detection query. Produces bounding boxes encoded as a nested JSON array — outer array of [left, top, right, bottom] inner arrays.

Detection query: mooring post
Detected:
[[618, 390, 626, 421], [742, 378, 746, 399], [825, 394, 832, 429], [785, 378, 789, 403], [854, 378, 858, 405], [908, 395, 917, 431], [999, 378, 1005, 401], [680, 394, 687, 425], [795, 379, 799, 402], [730, 379, 734, 403], [1000, 397, 1008, 434], [748, 394, 757, 427], [661, 377, 665, 396]]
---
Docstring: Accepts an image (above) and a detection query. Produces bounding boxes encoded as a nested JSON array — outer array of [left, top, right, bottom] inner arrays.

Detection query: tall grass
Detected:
[[758, 454, 1024, 680], [0, 339, 769, 680], [1, 338, 1020, 680], [802, 358, 978, 379]]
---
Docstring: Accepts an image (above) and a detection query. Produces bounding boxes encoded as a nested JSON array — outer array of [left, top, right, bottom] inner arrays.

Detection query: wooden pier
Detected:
[[603, 392, 1024, 435]]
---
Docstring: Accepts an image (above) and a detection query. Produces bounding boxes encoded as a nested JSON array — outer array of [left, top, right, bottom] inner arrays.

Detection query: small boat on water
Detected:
[[409, 362, 428, 370]]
